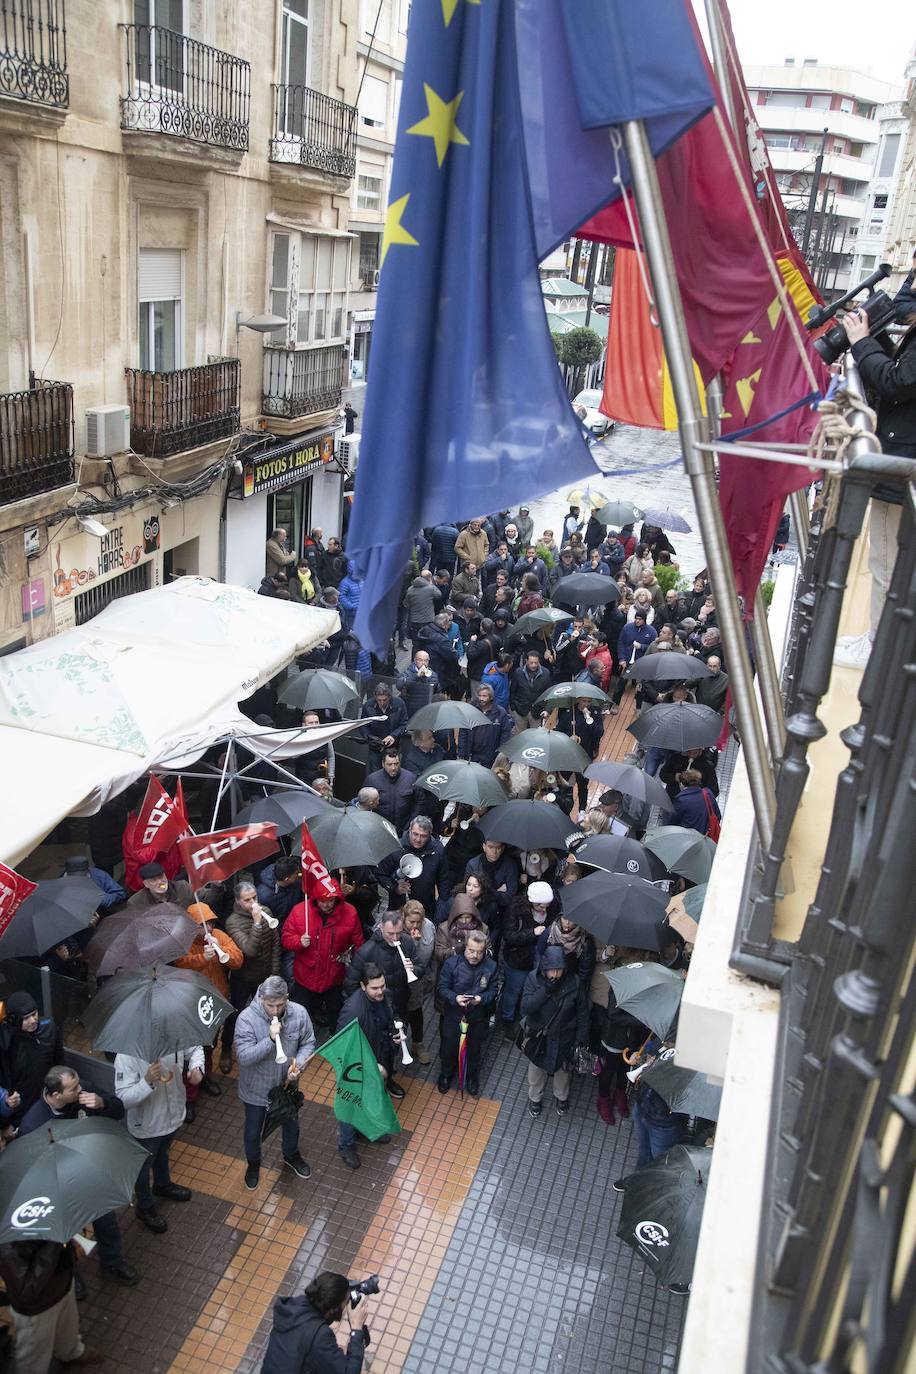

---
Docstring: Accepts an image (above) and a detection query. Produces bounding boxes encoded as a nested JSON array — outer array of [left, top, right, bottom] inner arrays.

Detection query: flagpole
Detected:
[[621, 119, 775, 849]]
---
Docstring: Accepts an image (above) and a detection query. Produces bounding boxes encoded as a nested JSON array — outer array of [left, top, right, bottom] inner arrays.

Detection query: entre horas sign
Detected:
[[243, 433, 335, 497]]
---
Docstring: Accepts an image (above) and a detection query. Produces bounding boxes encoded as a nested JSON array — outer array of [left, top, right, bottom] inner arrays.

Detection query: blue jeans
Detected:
[[501, 965, 529, 1023], [339, 1121, 357, 1149], [134, 1130, 176, 1209], [643, 747, 670, 778], [633, 1100, 686, 1168], [243, 1102, 300, 1166], [91, 1210, 123, 1269]]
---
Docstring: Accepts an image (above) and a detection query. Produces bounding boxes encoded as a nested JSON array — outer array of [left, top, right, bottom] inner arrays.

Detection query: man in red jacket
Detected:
[[281, 880, 364, 1027]]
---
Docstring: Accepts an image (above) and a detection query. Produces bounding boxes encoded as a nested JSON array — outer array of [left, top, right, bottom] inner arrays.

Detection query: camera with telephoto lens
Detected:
[[348, 1274, 380, 1309], [807, 262, 896, 366]]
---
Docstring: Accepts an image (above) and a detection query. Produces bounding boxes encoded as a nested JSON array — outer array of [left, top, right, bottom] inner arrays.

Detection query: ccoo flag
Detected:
[[316, 1020, 402, 1141], [347, 0, 715, 654]]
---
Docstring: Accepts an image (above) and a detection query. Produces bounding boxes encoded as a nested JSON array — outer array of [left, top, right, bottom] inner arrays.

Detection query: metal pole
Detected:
[[790, 488, 810, 560], [584, 238, 599, 330], [801, 129, 829, 258], [703, 0, 739, 132], [751, 590, 786, 760], [810, 180, 832, 280], [622, 120, 775, 846]]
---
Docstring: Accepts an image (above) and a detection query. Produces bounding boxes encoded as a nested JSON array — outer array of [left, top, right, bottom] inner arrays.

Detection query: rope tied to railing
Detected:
[[808, 386, 879, 529]]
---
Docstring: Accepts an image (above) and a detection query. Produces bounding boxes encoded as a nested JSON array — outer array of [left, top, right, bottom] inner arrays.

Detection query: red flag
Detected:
[[177, 823, 280, 889], [173, 778, 193, 842], [135, 776, 187, 853], [0, 864, 37, 938], [300, 821, 336, 901]]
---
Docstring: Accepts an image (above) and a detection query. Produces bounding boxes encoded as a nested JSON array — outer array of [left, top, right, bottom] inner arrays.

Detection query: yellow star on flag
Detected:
[[441, 0, 480, 27], [736, 368, 763, 418], [380, 193, 419, 268], [407, 85, 470, 168]]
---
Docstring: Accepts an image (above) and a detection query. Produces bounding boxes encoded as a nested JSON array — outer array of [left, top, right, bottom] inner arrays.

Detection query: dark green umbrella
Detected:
[[642, 1055, 722, 1121], [406, 701, 490, 732], [278, 668, 360, 712], [81, 965, 233, 1058], [298, 808, 401, 870], [501, 728, 590, 773], [603, 962, 684, 1039], [572, 834, 666, 881], [415, 760, 508, 809], [681, 884, 708, 920], [509, 607, 573, 639], [596, 499, 643, 528], [234, 789, 331, 835], [552, 572, 621, 608], [626, 654, 711, 683], [627, 702, 721, 751], [585, 761, 673, 812], [560, 873, 670, 949], [534, 681, 610, 709], [0, 876, 103, 958], [643, 827, 717, 885], [616, 1144, 710, 1288], [478, 800, 582, 850], [0, 1118, 150, 1244]]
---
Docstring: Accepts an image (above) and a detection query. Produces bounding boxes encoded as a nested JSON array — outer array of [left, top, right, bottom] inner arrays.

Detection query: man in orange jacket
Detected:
[[281, 881, 364, 1028], [174, 904, 242, 1114]]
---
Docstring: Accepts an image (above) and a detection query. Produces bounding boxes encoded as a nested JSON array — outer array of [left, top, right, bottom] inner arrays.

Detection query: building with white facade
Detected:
[[882, 39, 916, 290]]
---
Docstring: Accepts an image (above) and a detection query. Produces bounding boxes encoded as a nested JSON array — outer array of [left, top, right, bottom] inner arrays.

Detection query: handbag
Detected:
[[514, 998, 565, 1063], [573, 1046, 601, 1076], [702, 789, 721, 843]]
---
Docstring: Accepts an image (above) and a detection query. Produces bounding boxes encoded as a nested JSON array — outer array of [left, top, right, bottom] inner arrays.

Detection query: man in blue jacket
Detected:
[[361, 683, 408, 768], [437, 931, 498, 1096], [481, 653, 512, 710], [457, 684, 514, 767]]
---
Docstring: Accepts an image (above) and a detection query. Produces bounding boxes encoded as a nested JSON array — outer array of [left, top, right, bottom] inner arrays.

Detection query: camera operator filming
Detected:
[[262, 1271, 378, 1373]]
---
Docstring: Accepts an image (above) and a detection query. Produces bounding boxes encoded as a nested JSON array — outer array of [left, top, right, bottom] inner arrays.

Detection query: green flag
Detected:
[[316, 1020, 402, 1140]]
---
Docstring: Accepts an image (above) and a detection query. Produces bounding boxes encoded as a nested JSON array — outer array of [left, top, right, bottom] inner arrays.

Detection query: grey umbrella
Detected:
[[626, 654, 711, 683], [642, 1055, 722, 1120], [278, 668, 360, 712], [406, 701, 490, 732], [603, 962, 684, 1039], [560, 874, 670, 949], [477, 800, 582, 850], [627, 702, 721, 751], [510, 607, 574, 639], [585, 761, 673, 811], [552, 572, 621, 608], [501, 728, 590, 773], [535, 681, 610, 709], [81, 965, 233, 1058], [234, 789, 331, 835], [643, 827, 717, 885], [299, 808, 401, 870], [640, 507, 693, 533], [572, 834, 666, 881], [597, 500, 643, 528], [415, 761, 509, 809], [616, 1145, 710, 1289], [88, 903, 199, 976], [0, 876, 104, 958]]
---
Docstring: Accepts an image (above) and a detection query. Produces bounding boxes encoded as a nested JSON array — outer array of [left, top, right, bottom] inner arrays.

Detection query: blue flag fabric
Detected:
[[348, 0, 714, 654]]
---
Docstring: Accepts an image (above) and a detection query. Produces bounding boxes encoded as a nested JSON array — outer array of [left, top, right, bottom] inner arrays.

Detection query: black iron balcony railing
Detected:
[[120, 24, 249, 152], [0, 375, 73, 504], [269, 83, 356, 177], [262, 345, 345, 420], [125, 359, 240, 457], [0, 0, 68, 109]]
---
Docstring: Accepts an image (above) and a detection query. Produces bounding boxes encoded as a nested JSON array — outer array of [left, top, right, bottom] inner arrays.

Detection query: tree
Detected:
[[558, 327, 603, 395]]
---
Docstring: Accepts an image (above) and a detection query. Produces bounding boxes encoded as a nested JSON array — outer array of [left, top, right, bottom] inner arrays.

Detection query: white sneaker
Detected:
[[833, 631, 873, 670]]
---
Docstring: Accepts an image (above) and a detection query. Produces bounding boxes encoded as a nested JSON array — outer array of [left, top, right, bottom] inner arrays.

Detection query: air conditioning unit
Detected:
[[363, 268, 381, 289], [86, 405, 130, 458], [338, 432, 361, 473]]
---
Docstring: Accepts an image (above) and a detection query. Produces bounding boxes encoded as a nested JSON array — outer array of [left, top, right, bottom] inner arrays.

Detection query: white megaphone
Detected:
[[397, 853, 423, 882]]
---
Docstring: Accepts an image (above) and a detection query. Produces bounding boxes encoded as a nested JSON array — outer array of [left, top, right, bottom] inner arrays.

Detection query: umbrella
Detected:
[[234, 789, 331, 835], [560, 873, 670, 949], [642, 1055, 722, 1121], [552, 573, 621, 608], [278, 668, 360, 712], [625, 654, 711, 683], [501, 729, 590, 773], [478, 800, 582, 851], [597, 499, 643, 528], [262, 1082, 305, 1140], [0, 876, 104, 958], [415, 761, 508, 809], [0, 1118, 151, 1245], [616, 1145, 710, 1289], [585, 761, 673, 812], [665, 894, 697, 945], [89, 903, 199, 976], [535, 681, 610, 709], [406, 701, 490, 732], [571, 835, 666, 881], [640, 507, 693, 533], [627, 702, 722, 751], [509, 607, 574, 639], [643, 827, 717, 885], [681, 884, 707, 920], [566, 487, 609, 509], [81, 964, 233, 1058], [603, 962, 684, 1039], [299, 809, 401, 870], [457, 1017, 469, 1099]]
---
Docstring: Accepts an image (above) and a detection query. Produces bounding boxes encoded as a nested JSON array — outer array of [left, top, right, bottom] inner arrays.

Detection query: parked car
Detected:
[[573, 388, 614, 437]]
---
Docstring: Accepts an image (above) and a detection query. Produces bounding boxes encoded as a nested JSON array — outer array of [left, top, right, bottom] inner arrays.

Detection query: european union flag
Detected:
[[348, 0, 714, 653]]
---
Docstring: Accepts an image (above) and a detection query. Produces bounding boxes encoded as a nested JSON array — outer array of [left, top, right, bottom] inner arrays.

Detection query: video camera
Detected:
[[348, 1274, 380, 1309], [806, 262, 897, 366]]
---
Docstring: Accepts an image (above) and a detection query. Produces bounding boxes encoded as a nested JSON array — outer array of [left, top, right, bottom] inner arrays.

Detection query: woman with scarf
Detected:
[[402, 900, 435, 1064], [289, 557, 320, 605], [535, 913, 596, 989]]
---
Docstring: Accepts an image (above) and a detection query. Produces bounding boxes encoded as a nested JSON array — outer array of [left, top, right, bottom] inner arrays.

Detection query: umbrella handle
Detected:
[[623, 1035, 652, 1066]]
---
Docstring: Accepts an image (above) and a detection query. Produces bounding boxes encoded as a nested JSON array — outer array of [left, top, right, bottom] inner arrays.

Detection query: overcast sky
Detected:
[[710, 0, 912, 87]]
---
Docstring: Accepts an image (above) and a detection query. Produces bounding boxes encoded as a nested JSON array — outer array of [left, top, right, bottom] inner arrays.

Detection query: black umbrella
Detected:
[[627, 702, 721, 751], [559, 873, 670, 949], [642, 1055, 722, 1121], [88, 903, 199, 976], [0, 876, 103, 957], [406, 701, 490, 732], [478, 800, 582, 851], [234, 789, 331, 835], [616, 1145, 710, 1289], [626, 654, 711, 683], [261, 1082, 305, 1140], [571, 834, 666, 881], [585, 761, 673, 812], [278, 668, 360, 712], [534, 681, 610, 709], [603, 962, 684, 1039], [81, 965, 233, 1058], [553, 572, 621, 608], [0, 1118, 150, 1244], [501, 728, 590, 773], [299, 809, 401, 870], [509, 607, 573, 639], [415, 761, 508, 809]]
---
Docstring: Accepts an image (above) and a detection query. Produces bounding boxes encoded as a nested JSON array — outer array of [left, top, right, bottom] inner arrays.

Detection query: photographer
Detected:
[[262, 1271, 368, 1374]]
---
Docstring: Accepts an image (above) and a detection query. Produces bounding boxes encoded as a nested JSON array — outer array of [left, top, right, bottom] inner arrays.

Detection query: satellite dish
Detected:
[[397, 854, 423, 880]]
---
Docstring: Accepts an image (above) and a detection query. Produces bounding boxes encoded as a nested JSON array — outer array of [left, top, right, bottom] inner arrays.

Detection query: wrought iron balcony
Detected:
[[0, 376, 73, 504], [125, 359, 240, 458], [0, 0, 68, 109], [120, 24, 249, 152], [269, 84, 356, 178], [262, 345, 345, 420]]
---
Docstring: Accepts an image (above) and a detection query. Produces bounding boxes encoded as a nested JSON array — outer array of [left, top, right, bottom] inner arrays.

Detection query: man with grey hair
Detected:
[[266, 527, 297, 579], [220, 881, 280, 1075], [234, 976, 315, 1191], [380, 815, 447, 920], [354, 786, 380, 812]]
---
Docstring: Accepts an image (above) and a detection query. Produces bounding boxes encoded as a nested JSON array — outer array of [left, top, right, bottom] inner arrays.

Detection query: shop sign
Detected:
[[242, 433, 335, 497], [51, 509, 161, 600], [21, 579, 46, 622]]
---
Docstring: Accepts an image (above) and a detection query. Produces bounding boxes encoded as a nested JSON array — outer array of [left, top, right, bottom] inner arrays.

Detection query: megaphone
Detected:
[[397, 854, 423, 881]]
